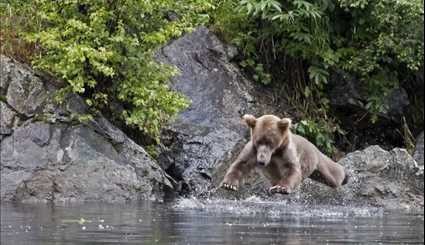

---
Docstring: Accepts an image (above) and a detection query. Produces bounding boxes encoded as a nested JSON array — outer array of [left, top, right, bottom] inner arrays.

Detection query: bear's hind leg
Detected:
[[309, 170, 334, 187], [313, 160, 347, 188]]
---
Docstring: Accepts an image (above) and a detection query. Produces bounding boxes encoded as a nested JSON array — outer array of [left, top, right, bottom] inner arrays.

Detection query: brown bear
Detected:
[[221, 114, 348, 194]]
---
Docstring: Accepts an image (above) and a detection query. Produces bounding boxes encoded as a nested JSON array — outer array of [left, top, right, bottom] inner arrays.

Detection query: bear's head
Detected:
[[243, 114, 292, 167]]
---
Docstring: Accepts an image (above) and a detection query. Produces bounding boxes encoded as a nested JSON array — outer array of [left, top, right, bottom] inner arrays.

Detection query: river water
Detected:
[[1, 198, 424, 245]]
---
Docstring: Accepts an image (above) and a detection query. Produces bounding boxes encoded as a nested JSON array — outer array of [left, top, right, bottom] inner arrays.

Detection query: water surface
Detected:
[[1, 198, 424, 244]]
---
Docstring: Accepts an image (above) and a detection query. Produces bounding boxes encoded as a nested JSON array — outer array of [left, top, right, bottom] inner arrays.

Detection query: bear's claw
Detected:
[[222, 183, 238, 191], [269, 185, 291, 195]]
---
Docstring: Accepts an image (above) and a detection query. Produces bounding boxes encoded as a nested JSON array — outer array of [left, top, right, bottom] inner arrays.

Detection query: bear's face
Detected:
[[243, 114, 291, 167]]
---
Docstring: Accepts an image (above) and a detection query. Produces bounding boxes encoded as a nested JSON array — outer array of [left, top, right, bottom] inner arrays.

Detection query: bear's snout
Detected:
[[257, 160, 266, 166], [257, 145, 272, 166]]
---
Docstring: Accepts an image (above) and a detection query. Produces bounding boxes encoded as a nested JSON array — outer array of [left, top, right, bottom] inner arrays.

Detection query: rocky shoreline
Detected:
[[1, 28, 423, 210], [1, 55, 173, 203]]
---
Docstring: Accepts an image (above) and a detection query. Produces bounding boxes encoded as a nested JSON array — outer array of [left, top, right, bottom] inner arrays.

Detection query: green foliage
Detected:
[[145, 144, 160, 159], [0, 1, 40, 62], [3, 0, 423, 150], [212, 0, 424, 149], [335, 0, 424, 118], [400, 117, 416, 155], [240, 59, 272, 85], [16, 0, 215, 141], [294, 119, 343, 155], [213, 0, 423, 111], [75, 114, 95, 124]]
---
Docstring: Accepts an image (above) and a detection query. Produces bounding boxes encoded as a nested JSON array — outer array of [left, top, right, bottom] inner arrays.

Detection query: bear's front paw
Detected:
[[269, 185, 292, 195], [221, 182, 239, 191]]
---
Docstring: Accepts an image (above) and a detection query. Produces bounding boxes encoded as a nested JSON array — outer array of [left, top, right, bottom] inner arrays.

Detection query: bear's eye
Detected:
[[257, 138, 272, 147]]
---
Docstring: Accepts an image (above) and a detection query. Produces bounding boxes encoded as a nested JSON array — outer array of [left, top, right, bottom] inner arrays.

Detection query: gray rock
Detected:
[[10, 124, 168, 203], [0, 55, 11, 92], [0, 101, 17, 137], [384, 88, 410, 118], [157, 27, 263, 195], [329, 70, 409, 122], [213, 145, 423, 210], [1, 56, 47, 117], [414, 132, 424, 166], [329, 71, 364, 109], [337, 146, 423, 206], [0, 55, 172, 203]]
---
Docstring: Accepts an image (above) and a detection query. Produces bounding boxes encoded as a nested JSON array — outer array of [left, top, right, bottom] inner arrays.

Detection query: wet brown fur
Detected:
[[221, 115, 348, 194]]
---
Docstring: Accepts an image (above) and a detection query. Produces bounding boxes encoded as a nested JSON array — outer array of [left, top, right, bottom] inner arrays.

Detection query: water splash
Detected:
[[173, 196, 387, 219]]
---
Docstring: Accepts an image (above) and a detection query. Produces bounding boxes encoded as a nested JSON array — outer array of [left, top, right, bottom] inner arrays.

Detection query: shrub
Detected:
[[0, 1, 40, 63], [11, 0, 214, 141], [212, 0, 424, 148], [294, 119, 344, 155]]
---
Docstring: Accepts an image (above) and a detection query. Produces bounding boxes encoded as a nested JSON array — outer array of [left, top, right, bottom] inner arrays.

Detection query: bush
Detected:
[[294, 119, 344, 155], [211, 0, 424, 148], [5, 0, 215, 141], [0, 1, 40, 63], [3, 0, 423, 148]]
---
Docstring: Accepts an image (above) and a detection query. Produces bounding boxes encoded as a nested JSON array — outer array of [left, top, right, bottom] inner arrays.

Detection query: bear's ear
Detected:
[[242, 114, 257, 128], [278, 118, 292, 133]]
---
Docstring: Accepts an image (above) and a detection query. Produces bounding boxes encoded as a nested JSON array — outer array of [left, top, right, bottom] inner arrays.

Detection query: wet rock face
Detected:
[[214, 145, 424, 209], [0, 55, 172, 203], [414, 132, 424, 166], [154, 28, 423, 210], [156, 27, 262, 195]]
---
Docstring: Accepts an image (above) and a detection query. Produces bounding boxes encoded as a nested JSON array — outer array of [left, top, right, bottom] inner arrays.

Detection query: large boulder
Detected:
[[328, 70, 411, 150], [213, 145, 424, 209], [334, 146, 423, 208], [414, 132, 424, 166], [0, 55, 172, 203], [329, 70, 410, 122], [156, 27, 272, 195]]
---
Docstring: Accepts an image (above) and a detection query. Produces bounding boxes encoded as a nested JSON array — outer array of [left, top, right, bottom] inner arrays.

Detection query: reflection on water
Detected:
[[1, 198, 424, 245]]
